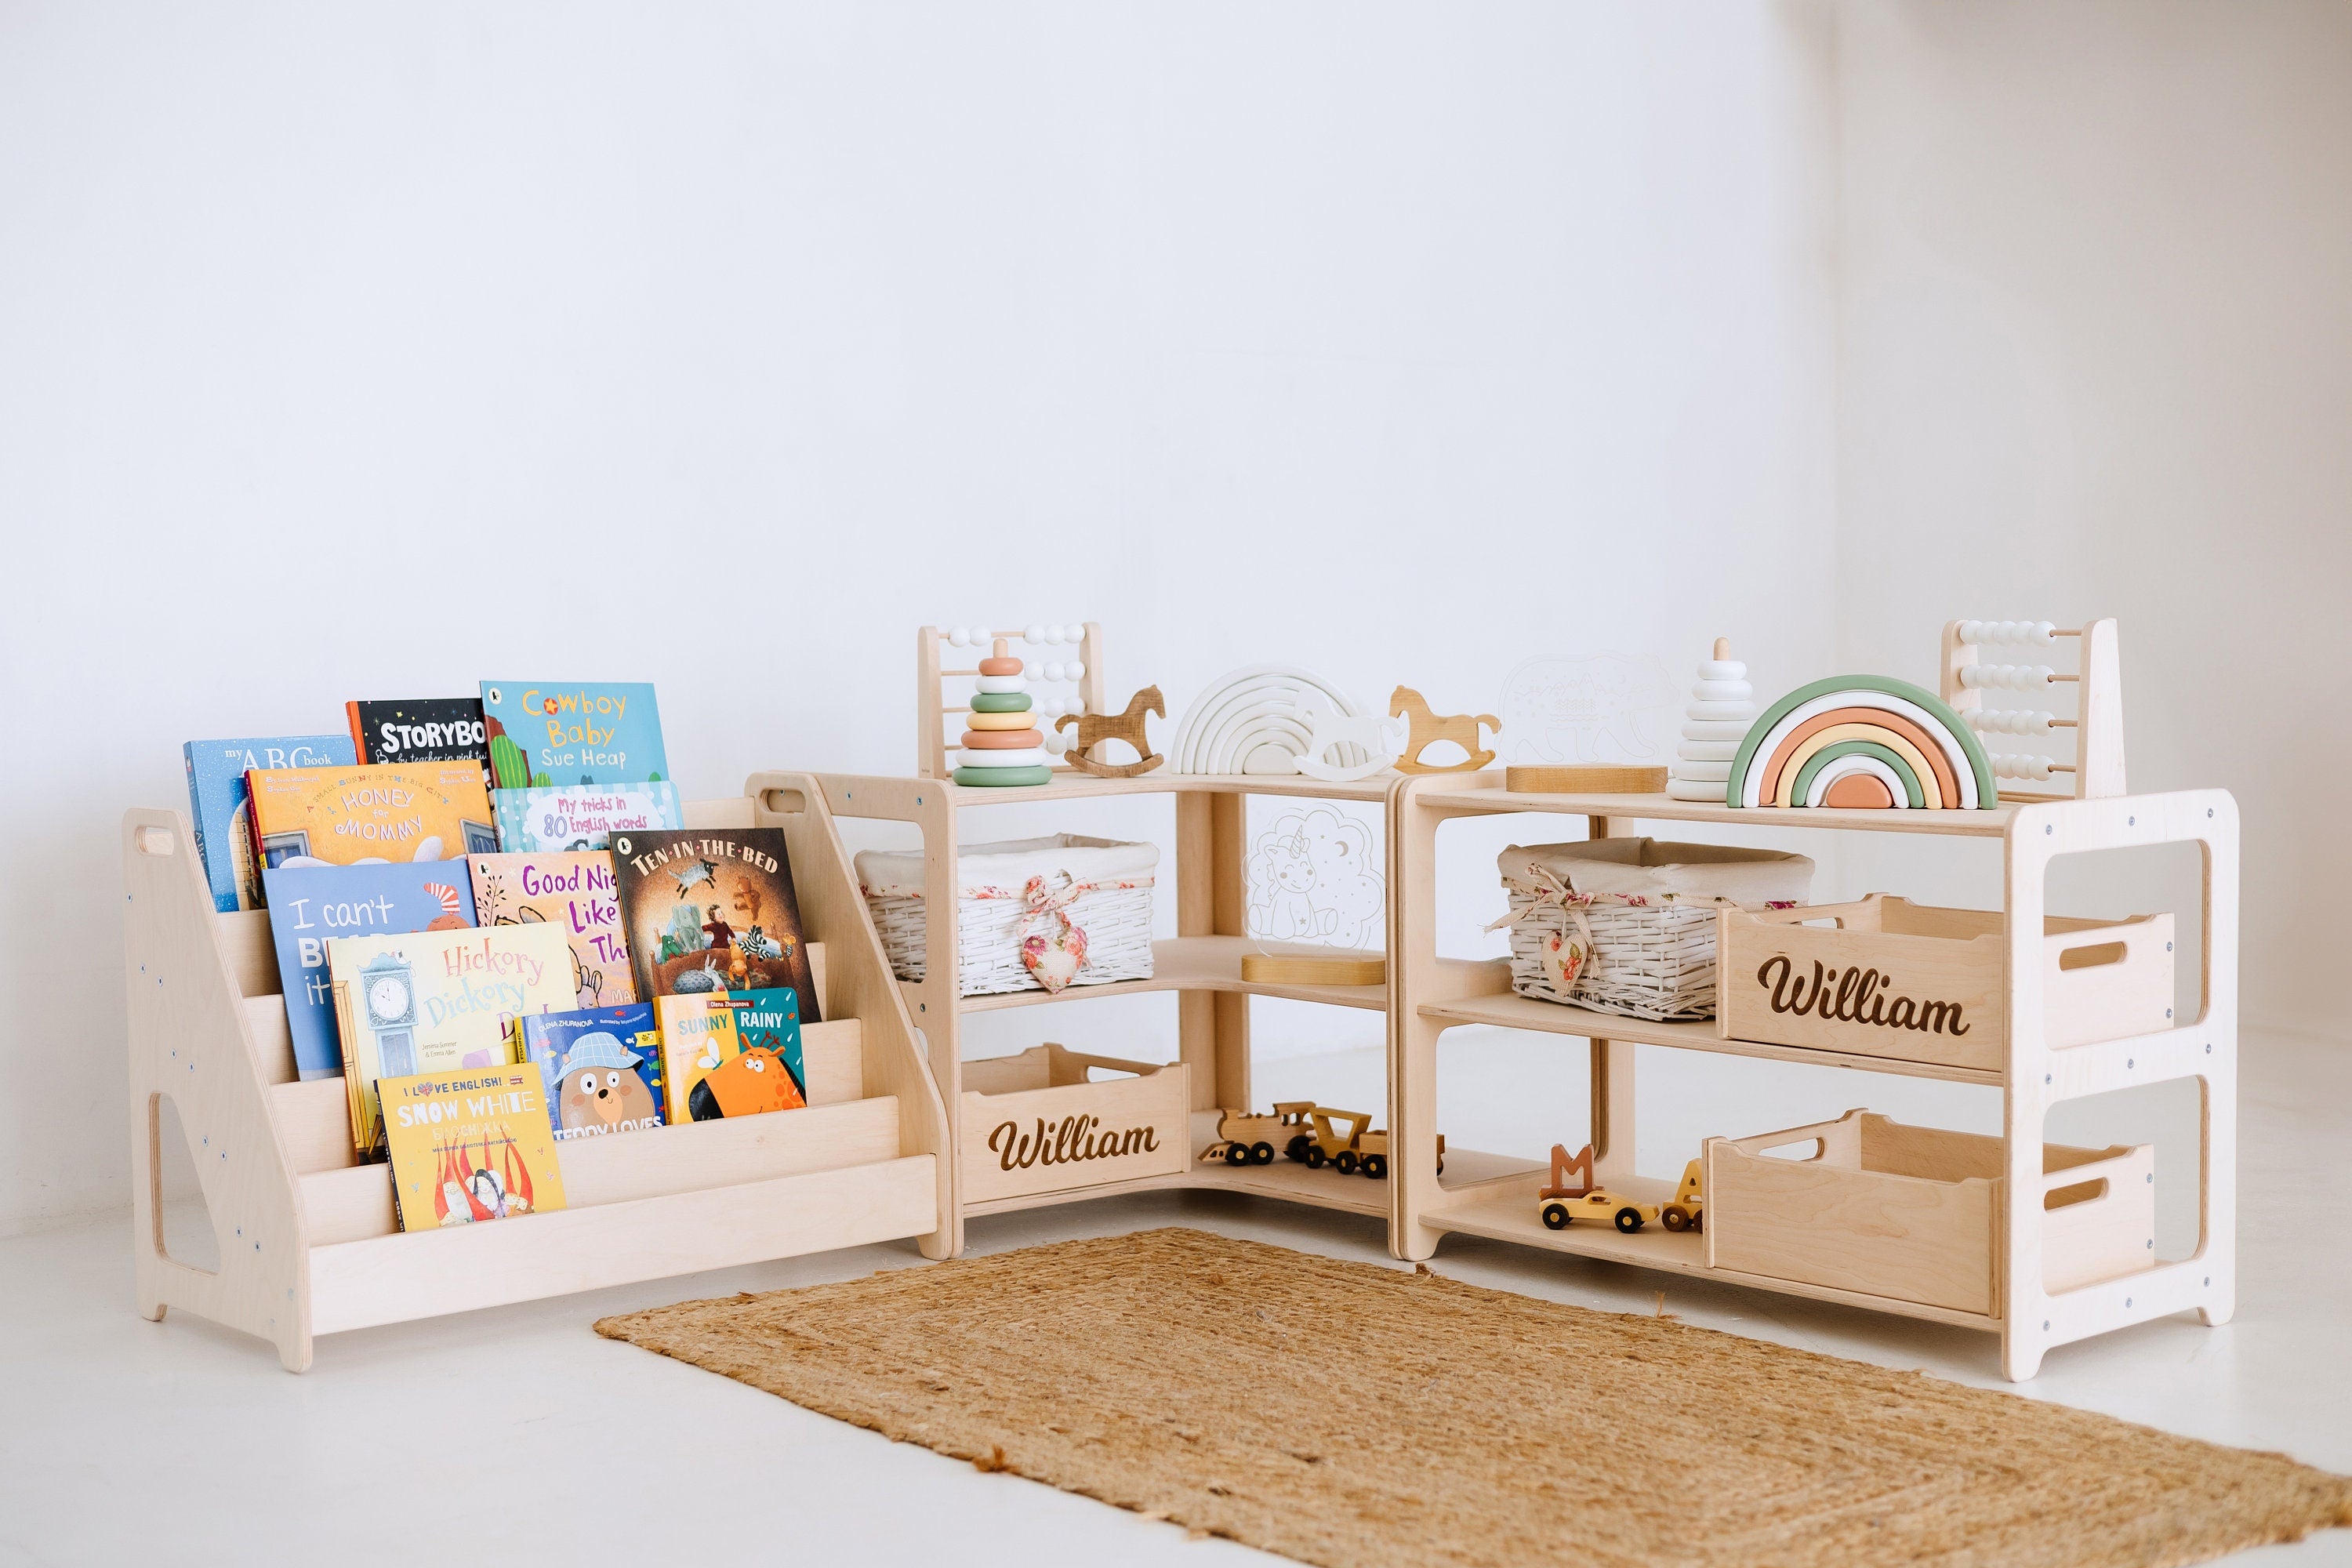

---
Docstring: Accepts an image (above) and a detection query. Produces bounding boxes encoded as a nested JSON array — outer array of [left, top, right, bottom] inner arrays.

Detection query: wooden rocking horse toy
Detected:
[[1055, 686, 1166, 777], [1389, 687, 1500, 774], [1288, 694, 1399, 782]]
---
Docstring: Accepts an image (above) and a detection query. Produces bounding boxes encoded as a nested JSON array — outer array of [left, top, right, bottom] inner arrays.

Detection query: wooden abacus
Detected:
[[916, 623, 1107, 780], [1941, 618, 2125, 800]]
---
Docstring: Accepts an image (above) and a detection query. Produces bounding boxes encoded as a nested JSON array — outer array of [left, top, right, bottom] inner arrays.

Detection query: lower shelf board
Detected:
[[962, 1113, 1541, 1219], [1420, 1171, 1999, 1333], [308, 1154, 938, 1335]]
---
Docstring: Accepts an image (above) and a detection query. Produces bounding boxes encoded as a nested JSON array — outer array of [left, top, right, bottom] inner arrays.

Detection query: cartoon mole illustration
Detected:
[[688, 1044, 805, 1121], [547, 1031, 662, 1136]]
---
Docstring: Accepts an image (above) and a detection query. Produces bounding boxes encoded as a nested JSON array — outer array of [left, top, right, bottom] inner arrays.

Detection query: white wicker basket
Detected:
[[856, 834, 1158, 997], [1494, 839, 1813, 1021]]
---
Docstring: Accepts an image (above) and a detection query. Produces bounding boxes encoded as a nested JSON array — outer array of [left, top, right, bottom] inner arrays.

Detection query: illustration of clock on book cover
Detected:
[[327, 925, 574, 1157], [610, 828, 821, 1025]]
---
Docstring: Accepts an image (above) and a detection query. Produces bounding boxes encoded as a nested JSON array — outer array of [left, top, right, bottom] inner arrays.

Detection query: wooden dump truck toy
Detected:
[[1200, 1103, 1442, 1179], [1200, 1102, 1318, 1167]]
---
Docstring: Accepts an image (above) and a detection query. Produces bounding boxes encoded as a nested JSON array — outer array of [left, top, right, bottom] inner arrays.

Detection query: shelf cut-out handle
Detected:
[[136, 826, 176, 857]]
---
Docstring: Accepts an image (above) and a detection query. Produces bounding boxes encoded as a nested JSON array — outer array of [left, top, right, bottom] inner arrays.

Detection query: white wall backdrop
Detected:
[[0, 2, 1839, 1234], [5, 2, 2340, 1240]]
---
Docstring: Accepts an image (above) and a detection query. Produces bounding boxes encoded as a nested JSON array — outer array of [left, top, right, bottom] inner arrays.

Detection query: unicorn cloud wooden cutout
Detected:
[[1286, 694, 1400, 782]]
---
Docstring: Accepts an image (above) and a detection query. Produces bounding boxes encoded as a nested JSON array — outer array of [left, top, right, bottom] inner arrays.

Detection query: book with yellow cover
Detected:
[[380, 1064, 567, 1231], [329, 924, 575, 1156], [655, 988, 806, 1124], [245, 762, 497, 889]]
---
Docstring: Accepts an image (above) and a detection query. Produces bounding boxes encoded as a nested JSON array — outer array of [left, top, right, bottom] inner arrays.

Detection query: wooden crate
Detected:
[[959, 1043, 1189, 1206], [1704, 1110, 2154, 1316], [1716, 895, 2173, 1072], [126, 773, 955, 1370]]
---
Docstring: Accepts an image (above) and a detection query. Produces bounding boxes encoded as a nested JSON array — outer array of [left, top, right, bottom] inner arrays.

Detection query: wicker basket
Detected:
[[1494, 839, 1813, 1021], [856, 834, 1158, 997]]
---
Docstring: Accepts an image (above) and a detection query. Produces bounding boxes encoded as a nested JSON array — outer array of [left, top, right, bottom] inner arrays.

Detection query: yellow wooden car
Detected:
[[1537, 1188, 1661, 1233]]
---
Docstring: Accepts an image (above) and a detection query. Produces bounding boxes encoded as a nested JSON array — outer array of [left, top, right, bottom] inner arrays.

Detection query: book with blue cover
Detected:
[[490, 782, 683, 852], [478, 681, 668, 789], [262, 862, 477, 1080], [514, 1004, 665, 1141], [183, 734, 356, 912]]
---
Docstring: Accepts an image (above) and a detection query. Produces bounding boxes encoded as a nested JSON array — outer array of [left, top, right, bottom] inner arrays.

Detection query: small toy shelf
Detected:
[[815, 770, 1544, 1250], [1388, 769, 2240, 1380], [124, 771, 955, 1371]]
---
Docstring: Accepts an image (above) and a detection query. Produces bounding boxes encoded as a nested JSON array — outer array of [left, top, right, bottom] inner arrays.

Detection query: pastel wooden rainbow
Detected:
[[1727, 675, 1995, 810]]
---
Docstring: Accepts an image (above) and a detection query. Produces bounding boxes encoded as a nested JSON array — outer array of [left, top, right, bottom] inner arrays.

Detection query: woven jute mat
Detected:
[[595, 1228, 2352, 1568]]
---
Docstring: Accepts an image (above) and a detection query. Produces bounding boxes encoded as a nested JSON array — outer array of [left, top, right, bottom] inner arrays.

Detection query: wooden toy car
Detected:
[[1283, 1106, 1443, 1180], [1661, 1157, 1705, 1232], [1200, 1102, 1317, 1167], [1538, 1189, 1661, 1233]]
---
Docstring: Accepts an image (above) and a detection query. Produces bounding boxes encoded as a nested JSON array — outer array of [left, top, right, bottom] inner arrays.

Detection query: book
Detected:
[[466, 851, 637, 1007], [328, 924, 575, 1157], [514, 1005, 665, 1140], [245, 762, 496, 892], [655, 989, 806, 1123], [478, 681, 668, 789], [261, 862, 476, 1082], [610, 827, 822, 1022], [183, 735, 355, 912], [345, 697, 490, 776], [489, 782, 683, 853], [380, 1064, 566, 1231]]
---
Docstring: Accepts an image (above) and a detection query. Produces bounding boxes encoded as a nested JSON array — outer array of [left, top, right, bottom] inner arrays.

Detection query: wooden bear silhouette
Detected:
[[1389, 686, 1499, 773], [1055, 685, 1166, 777]]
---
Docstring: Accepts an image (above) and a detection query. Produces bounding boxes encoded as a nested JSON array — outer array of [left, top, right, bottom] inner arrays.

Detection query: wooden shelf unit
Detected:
[[814, 771, 1541, 1251], [124, 772, 955, 1371], [1388, 769, 2239, 1380]]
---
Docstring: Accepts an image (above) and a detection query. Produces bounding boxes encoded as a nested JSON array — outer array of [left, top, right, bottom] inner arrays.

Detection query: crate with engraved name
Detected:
[[1715, 895, 2174, 1073]]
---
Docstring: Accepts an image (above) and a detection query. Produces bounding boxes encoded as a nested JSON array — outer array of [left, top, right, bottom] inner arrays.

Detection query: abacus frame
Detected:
[[916, 622, 1108, 781], [1942, 615, 2126, 800]]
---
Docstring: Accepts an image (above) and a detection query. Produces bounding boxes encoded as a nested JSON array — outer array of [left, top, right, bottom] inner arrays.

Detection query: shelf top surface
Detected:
[[1405, 780, 2020, 837], [941, 770, 1392, 804]]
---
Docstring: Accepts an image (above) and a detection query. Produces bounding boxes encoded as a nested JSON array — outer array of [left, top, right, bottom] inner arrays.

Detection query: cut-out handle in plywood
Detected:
[[136, 825, 176, 856]]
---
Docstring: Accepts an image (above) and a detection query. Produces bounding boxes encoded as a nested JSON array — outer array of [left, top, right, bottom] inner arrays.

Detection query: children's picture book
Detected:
[[328, 923, 574, 1157], [380, 1064, 566, 1231], [655, 989, 805, 1123], [245, 762, 496, 892], [489, 782, 683, 853], [262, 862, 476, 1081], [183, 735, 355, 912], [467, 851, 637, 1007], [514, 1004, 664, 1141], [478, 681, 668, 789], [611, 827, 821, 1022], [345, 697, 490, 775]]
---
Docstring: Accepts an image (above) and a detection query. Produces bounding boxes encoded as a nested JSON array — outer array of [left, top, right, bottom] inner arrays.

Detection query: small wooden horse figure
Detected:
[[1055, 685, 1166, 777], [1389, 686, 1499, 773]]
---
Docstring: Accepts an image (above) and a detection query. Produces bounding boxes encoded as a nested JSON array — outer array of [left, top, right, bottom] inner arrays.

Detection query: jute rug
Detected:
[[595, 1228, 2352, 1568]]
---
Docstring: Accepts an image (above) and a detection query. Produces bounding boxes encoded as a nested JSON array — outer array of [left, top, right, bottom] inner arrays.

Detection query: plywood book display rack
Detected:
[[124, 773, 953, 1371], [1389, 617, 2241, 1380]]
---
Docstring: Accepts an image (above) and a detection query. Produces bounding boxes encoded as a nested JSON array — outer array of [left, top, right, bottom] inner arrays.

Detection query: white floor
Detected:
[[4, 1025, 2347, 1567]]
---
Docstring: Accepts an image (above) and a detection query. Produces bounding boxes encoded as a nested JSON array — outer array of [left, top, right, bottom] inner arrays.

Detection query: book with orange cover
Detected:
[[244, 761, 497, 887]]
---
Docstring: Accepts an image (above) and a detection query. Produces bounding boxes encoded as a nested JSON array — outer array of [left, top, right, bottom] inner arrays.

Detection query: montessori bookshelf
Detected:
[[124, 773, 953, 1372]]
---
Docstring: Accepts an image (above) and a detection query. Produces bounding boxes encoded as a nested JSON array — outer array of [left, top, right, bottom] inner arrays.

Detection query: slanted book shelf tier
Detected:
[[125, 772, 954, 1372]]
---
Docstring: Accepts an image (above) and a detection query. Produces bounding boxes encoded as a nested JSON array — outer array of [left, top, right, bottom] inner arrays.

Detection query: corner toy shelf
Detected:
[[815, 768, 1540, 1252], [124, 771, 955, 1371], [1388, 775, 2238, 1380]]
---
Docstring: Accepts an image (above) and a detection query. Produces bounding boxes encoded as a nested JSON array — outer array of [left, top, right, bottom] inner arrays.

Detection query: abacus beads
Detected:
[[1959, 662, 2057, 692], [1958, 619, 2060, 646], [949, 623, 1088, 647], [1989, 753, 2067, 781], [1966, 709, 2058, 736]]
